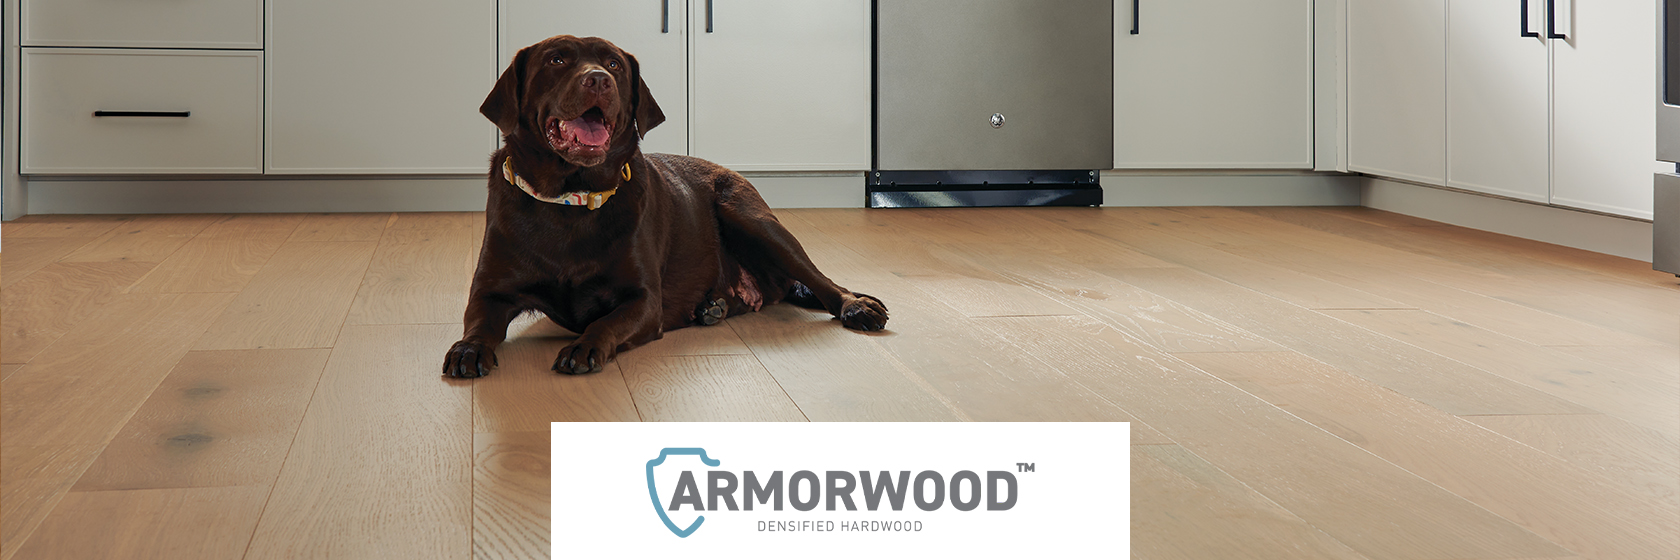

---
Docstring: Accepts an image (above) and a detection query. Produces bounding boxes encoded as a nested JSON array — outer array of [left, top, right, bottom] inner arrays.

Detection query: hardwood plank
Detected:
[[0, 237, 98, 290], [473, 431, 549, 560], [620, 354, 807, 422], [243, 324, 472, 560], [193, 241, 377, 350], [128, 214, 305, 294], [1466, 414, 1679, 514], [0, 445, 103, 560], [60, 214, 221, 264], [1132, 444, 1369, 560], [1178, 351, 1680, 560], [1225, 241, 1660, 347], [286, 213, 390, 243], [0, 365, 19, 382], [12, 486, 269, 560], [1548, 345, 1679, 383], [345, 227, 475, 325], [978, 315, 1574, 560], [636, 322, 753, 356], [2, 293, 236, 447], [1237, 207, 1593, 277], [1322, 309, 1680, 437], [2, 262, 155, 364], [944, 242, 1283, 353], [1, 214, 130, 238], [777, 214, 1167, 427], [1312, 206, 1448, 228], [1477, 277, 1680, 346], [1107, 267, 1595, 416], [473, 315, 641, 431], [73, 349, 333, 491], [388, 211, 477, 231]]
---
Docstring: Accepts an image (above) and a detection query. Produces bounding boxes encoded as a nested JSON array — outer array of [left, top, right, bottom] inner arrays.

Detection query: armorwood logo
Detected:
[[645, 447, 1020, 538]]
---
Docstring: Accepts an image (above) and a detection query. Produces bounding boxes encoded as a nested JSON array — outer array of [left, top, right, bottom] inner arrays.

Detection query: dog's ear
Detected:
[[482, 46, 531, 137], [626, 53, 665, 138]]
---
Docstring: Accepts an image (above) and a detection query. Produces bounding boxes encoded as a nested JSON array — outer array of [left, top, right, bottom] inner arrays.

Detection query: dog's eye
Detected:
[[608, 59, 620, 70], [549, 55, 565, 66]]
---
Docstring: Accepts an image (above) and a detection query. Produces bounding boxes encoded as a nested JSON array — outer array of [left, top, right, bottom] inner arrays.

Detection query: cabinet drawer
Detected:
[[22, 0, 262, 49], [22, 49, 264, 175]]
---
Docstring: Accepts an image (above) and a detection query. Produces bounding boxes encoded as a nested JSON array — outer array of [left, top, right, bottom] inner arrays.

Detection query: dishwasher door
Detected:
[[875, 0, 1113, 171]]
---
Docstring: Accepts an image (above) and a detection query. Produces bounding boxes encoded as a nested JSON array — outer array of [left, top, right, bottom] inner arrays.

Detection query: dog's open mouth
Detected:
[[546, 107, 614, 163]]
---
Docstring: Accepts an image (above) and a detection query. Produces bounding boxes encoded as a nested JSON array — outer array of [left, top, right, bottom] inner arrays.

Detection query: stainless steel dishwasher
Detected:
[[871, 0, 1114, 208]]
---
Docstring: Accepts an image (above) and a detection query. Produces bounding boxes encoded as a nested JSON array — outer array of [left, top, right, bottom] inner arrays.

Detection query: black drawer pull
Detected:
[[93, 110, 190, 118]]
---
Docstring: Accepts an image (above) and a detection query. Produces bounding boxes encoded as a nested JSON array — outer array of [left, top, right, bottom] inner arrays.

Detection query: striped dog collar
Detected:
[[501, 157, 629, 211]]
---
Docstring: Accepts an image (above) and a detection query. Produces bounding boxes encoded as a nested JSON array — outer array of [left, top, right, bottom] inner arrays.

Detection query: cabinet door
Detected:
[[1447, 0, 1550, 202], [1551, 0, 1657, 219], [689, 0, 871, 171], [266, 0, 497, 174], [499, 0, 690, 157], [1349, 0, 1446, 184], [1114, 0, 1312, 169]]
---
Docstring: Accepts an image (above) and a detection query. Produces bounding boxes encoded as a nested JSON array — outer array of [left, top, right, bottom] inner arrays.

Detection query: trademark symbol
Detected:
[[1016, 463, 1035, 473]]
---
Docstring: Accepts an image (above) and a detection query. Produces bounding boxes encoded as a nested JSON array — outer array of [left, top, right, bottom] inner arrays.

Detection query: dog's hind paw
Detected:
[[443, 340, 497, 378], [839, 292, 888, 331], [696, 297, 727, 326]]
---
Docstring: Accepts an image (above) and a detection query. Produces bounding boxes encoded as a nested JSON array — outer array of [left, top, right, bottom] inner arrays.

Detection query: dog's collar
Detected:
[[501, 157, 629, 211]]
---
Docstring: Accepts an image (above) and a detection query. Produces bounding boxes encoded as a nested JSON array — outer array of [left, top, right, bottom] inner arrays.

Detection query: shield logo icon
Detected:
[[646, 448, 721, 538]]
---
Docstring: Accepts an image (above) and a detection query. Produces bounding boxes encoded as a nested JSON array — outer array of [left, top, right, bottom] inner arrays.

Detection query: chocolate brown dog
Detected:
[[443, 35, 888, 378]]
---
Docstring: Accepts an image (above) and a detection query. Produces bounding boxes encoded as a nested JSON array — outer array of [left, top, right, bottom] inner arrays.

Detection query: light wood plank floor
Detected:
[[2, 207, 1676, 560]]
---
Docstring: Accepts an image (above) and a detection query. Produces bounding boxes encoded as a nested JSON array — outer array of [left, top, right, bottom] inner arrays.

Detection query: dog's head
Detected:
[[482, 35, 665, 168]]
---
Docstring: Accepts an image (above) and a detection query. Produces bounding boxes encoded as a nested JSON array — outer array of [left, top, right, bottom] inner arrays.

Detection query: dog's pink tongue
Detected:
[[566, 117, 610, 146]]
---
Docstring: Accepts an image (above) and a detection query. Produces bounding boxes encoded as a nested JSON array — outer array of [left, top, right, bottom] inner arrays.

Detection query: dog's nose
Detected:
[[581, 69, 613, 94]]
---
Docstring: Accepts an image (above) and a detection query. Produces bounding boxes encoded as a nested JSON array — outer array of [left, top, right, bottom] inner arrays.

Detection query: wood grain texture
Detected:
[[2, 262, 155, 364], [286, 212, 391, 243], [128, 214, 305, 293], [1465, 414, 1680, 514], [0, 444, 103, 560], [13, 486, 270, 560], [620, 355, 807, 422], [193, 241, 377, 350], [388, 211, 477, 231], [1108, 267, 1595, 416], [979, 315, 1576, 560], [473, 431, 550, 560], [1, 214, 131, 238], [1322, 309, 1680, 437], [635, 322, 754, 356], [243, 324, 472, 560], [2, 293, 236, 447], [345, 227, 475, 325], [59, 214, 221, 264], [472, 314, 641, 430], [0, 364, 19, 382], [0, 237, 98, 290], [73, 349, 332, 491], [1132, 444, 1369, 560], [1179, 350, 1680, 560]]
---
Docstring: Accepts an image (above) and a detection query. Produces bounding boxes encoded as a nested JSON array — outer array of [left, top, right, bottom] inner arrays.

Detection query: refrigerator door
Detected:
[[876, 0, 1113, 171]]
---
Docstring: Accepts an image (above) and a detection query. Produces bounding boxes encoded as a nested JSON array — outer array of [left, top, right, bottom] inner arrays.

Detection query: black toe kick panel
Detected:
[[866, 170, 1102, 208]]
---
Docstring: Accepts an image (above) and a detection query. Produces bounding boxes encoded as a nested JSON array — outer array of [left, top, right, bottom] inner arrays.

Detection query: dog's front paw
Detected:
[[553, 340, 613, 375], [839, 292, 889, 331], [443, 340, 497, 378]]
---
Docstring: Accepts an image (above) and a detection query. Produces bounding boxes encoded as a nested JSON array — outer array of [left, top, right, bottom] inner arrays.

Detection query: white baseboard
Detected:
[[1360, 176, 1655, 262], [1101, 171, 1363, 207]]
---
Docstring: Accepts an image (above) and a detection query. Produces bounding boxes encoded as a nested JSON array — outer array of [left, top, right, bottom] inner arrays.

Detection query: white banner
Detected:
[[552, 422, 1129, 558]]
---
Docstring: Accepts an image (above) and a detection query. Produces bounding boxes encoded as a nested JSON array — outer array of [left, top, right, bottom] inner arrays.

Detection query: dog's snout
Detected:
[[581, 69, 614, 94]]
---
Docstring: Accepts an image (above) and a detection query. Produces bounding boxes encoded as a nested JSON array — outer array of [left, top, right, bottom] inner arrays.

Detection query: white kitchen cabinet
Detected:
[[22, 0, 263, 49], [1113, 0, 1313, 169], [265, 0, 498, 174], [689, 0, 871, 171], [498, 0, 690, 157], [1551, 0, 1657, 219], [1348, 0, 1447, 185], [498, 0, 871, 172], [1447, 0, 1550, 202]]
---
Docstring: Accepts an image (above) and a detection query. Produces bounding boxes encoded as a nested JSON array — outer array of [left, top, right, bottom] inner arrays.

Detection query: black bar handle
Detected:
[[1546, 0, 1567, 39], [1131, 0, 1139, 34], [706, 0, 713, 33], [1520, 0, 1540, 37], [661, 0, 669, 33], [93, 110, 190, 118]]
